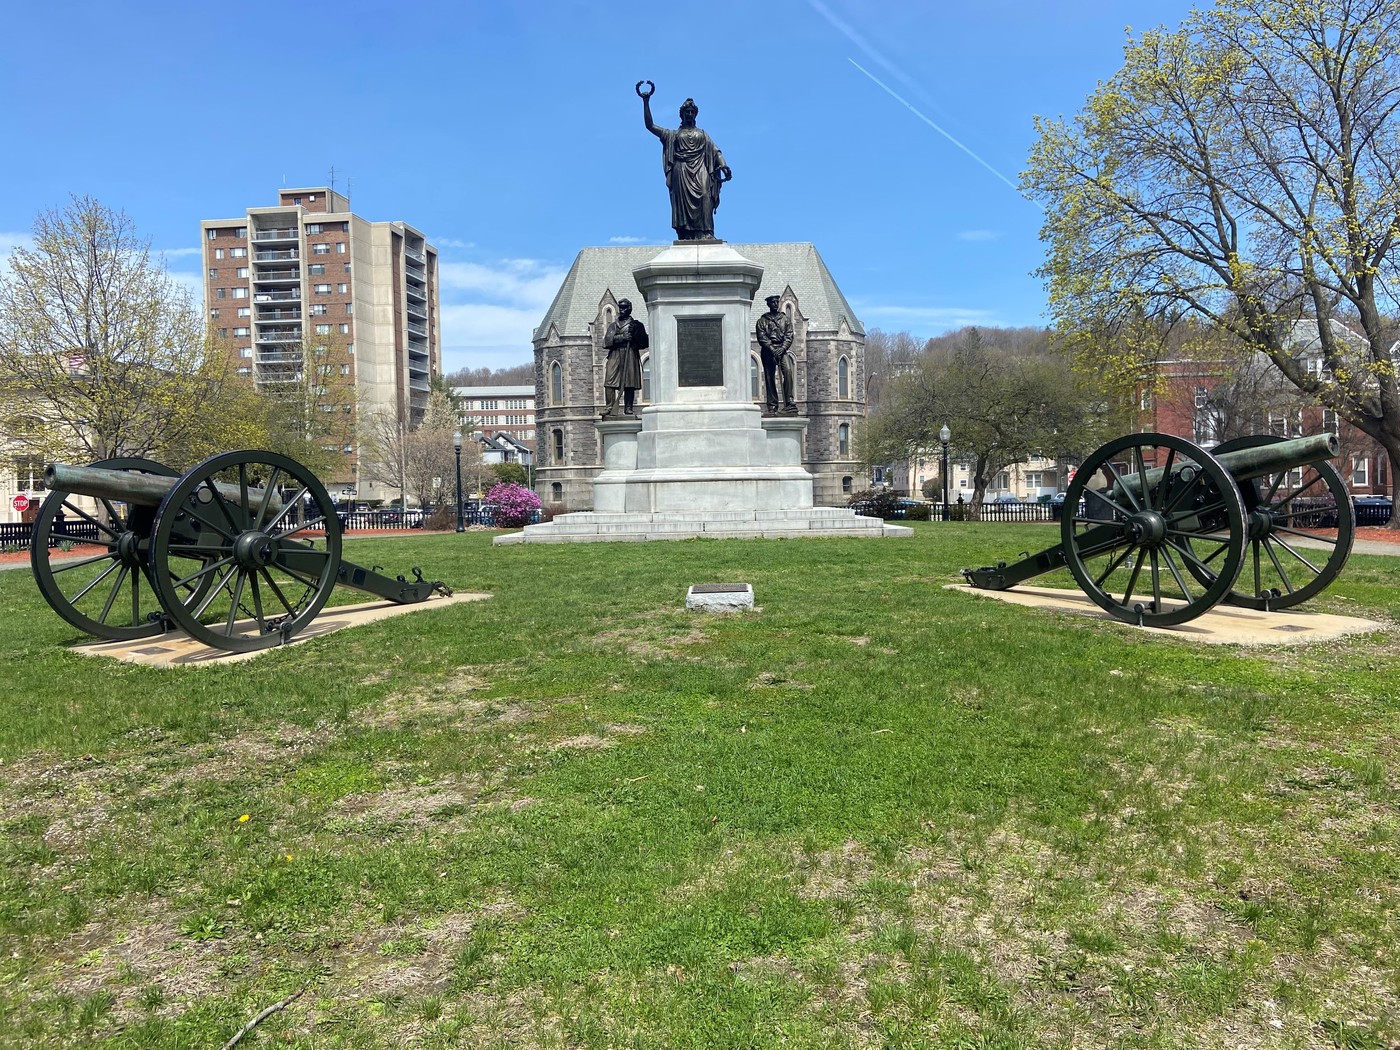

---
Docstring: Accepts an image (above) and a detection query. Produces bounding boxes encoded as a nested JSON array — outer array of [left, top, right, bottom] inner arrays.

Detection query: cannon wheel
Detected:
[[150, 451, 342, 653], [29, 458, 216, 640], [1061, 433, 1247, 627], [1205, 435, 1355, 611]]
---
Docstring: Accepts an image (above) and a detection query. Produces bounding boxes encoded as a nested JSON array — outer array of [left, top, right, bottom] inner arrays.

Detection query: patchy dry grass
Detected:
[[0, 527, 1397, 1047]]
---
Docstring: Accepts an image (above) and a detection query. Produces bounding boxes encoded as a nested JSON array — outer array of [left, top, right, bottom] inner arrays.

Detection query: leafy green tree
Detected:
[[0, 197, 260, 468], [862, 328, 1112, 512], [1023, 0, 1400, 518], [488, 462, 528, 486]]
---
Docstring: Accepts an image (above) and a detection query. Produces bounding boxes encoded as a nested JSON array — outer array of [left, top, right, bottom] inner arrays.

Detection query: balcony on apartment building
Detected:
[[405, 280, 427, 303], [253, 228, 299, 242], [256, 350, 303, 365], [257, 308, 302, 321], [253, 268, 300, 283], [253, 289, 300, 302], [403, 246, 426, 266], [254, 248, 300, 262], [256, 327, 303, 344], [406, 320, 429, 337]]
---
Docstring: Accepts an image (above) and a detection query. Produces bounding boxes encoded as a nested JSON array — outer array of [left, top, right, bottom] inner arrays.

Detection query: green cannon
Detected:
[[963, 432, 1355, 627], [31, 450, 452, 653]]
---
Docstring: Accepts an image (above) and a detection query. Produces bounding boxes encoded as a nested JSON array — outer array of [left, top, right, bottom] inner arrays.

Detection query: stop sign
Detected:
[[12, 494, 30, 513]]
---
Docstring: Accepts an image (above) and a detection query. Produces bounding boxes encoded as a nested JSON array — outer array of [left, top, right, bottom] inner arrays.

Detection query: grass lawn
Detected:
[[1, 522, 1397, 1049]]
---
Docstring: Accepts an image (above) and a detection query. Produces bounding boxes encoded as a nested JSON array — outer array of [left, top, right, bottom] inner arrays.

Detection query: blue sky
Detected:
[[0, 0, 1197, 373]]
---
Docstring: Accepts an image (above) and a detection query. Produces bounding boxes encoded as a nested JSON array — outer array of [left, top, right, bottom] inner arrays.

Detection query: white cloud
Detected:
[[438, 256, 570, 370], [956, 229, 1000, 242], [156, 245, 203, 258], [433, 237, 476, 249], [608, 235, 648, 244]]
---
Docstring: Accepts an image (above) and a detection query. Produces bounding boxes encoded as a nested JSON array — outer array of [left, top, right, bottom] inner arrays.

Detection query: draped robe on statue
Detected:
[[657, 126, 726, 240]]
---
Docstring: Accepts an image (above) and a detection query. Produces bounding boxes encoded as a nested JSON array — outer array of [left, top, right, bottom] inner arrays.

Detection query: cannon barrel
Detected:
[[1110, 432, 1338, 500], [45, 462, 283, 512]]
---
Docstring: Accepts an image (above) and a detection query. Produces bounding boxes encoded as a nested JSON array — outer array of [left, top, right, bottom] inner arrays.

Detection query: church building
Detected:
[[533, 242, 866, 508]]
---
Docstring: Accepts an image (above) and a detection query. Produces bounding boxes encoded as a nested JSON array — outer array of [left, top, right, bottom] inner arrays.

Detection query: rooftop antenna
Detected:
[[328, 164, 338, 195]]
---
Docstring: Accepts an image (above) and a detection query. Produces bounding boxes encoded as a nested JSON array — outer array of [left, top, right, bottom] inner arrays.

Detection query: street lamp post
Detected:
[[940, 423, 951, 521], [453, 430, 465, 533]]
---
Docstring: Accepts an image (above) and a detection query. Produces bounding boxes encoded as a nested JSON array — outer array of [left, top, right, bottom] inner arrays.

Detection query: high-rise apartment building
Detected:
[[200, 187, 440, 498]]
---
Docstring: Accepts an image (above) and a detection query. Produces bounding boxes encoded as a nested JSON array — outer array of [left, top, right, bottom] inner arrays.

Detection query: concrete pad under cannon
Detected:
[[69, 592, 491, 668], [946, 584, 1384, 646]]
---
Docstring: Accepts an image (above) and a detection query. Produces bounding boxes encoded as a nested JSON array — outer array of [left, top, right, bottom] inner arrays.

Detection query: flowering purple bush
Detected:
[[485, 482, 541, 528]]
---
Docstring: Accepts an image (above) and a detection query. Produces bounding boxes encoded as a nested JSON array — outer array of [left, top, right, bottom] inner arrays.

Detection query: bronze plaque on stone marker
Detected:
[[676, 317, 724, 387]]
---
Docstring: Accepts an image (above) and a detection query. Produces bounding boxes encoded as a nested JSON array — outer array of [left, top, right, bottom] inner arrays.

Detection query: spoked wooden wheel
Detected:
[[1061, 433, 1247, 627], [1207, 435, 1355, 611], [151, 451, 342, 653], [29, 458, 214, 640]]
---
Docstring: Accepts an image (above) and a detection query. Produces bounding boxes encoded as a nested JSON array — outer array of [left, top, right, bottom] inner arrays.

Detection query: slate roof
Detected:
[[533, 242, 863, 341]]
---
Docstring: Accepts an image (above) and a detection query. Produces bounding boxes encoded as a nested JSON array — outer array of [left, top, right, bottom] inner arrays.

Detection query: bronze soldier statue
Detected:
[[637, 81, 732, 241], [756, 294, 797, 414], [602, 298, 648, 417]]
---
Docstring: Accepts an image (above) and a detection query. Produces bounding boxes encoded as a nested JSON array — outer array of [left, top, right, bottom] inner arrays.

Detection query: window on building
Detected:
[[233, 326, 249, 337], [337, 283, 348, 294], [306, 223, 323, 234], [344, 263, 352, 274], [482, 399, 497, 410], [234, 227, 247, 238], [239, 347, 252, 358], [838, 423, 850, 456], [311, 305, 328, 316], [344, 303, 353, 315], [315, 284, 331, 294], [309, 263, 326, 276], [237, 366, 252, 376], [552, 428, 564, 463], [842, 476, 853, 494], [336, 242, 347, 253], [340, 364, 350, 375], [346, 344, 354, 355], [1323, 408, 1339, 433], [313, 244, 330, 255], [551, 482, 563, 502], [217, 327, 227, 338], [208, 268, 217, 280], [338, 323, 350, 334], [237, 307, 250, 317], [206, 229, 217, 240], [209, 308, 220, 319], [214, 248, 224, 260], [315, 324, 332, 335], [230, 247, 247, 258], [216, 287, 226, 299], [838, 356, 850, 398], [236, 267, 248, 278], [293, 197, 302, 205], [232, 287, 248, 299], [550, 361, 563, 404], [1352, 456, 1369, 485]]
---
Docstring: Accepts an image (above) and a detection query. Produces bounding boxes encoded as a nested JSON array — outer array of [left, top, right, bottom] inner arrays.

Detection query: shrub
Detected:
[[904, 503, 931, 521], [847, 487, 902, 519], [425, 507, 455, 531], [485, 482, 541, 528]]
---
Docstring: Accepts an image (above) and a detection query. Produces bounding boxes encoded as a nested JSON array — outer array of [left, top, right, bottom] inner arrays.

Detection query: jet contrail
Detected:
[[848, 58, 1021, 193]]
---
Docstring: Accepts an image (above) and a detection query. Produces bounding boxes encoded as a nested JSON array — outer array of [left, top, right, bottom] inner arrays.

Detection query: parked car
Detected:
[[1353, 494, 1394, 526], [989, 493, 1022, 504]]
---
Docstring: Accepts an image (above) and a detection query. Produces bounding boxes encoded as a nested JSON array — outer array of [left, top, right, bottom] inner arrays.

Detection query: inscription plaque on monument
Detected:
[[676, 316, 724, 387]]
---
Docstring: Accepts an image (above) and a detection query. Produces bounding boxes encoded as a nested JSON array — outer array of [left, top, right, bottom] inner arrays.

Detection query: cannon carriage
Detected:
[[30, 450, 452, 653], [963, 432, 1355, 627]]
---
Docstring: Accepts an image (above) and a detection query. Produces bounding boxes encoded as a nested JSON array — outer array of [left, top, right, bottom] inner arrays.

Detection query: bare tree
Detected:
[[359, 390, 478, 508], [0, 196, 261, 468], [255, 340, 356, 483]]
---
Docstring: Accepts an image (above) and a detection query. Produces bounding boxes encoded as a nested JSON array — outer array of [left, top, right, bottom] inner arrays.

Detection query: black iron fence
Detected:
[[1, 521, 102, 549]]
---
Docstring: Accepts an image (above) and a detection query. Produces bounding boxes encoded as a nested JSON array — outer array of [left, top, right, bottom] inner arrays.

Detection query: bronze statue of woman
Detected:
[[637, 81, 732, 241]]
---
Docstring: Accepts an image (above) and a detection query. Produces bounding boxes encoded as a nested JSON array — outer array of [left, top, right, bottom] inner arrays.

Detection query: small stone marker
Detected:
[[686, 582, 754, 612]]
